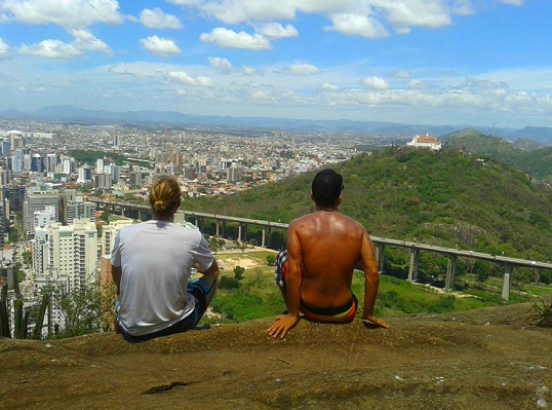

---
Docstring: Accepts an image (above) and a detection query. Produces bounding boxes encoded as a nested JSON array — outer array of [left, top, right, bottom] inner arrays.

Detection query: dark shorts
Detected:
[[117, 278, 215, 344], [274, 250, 358, 323]]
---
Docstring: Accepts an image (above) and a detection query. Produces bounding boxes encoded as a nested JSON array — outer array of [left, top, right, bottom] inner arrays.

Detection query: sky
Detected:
[[0, 0, 551, 128]]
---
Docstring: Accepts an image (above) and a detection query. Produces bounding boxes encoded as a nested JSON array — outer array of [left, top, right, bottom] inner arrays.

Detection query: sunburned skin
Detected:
[[268, 193, 390, 339]]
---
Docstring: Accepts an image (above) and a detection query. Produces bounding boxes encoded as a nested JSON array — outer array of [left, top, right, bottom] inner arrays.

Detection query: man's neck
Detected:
[[315, 205, 339, 213], [152, 214, 174, 222]]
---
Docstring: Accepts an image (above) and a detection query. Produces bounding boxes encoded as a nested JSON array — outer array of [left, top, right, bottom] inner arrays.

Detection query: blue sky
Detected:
[[0, 0, 551, 127]]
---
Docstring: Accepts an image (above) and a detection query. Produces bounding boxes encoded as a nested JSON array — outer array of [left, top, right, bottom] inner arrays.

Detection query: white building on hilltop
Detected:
[[407, 134, 442, 151]]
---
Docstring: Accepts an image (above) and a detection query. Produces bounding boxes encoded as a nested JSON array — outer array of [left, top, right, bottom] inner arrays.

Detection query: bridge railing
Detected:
[[90, 198, 552, 300]]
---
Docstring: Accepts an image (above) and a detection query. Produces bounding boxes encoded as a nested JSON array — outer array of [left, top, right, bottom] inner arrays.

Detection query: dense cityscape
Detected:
[[0, 119, 388, 336]]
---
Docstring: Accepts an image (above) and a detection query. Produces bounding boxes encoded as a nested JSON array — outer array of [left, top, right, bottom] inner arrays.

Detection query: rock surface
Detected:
[[1, 304, 551, 410]]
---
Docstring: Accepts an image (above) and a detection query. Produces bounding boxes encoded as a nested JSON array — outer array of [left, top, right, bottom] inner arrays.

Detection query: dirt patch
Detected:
[[1, 304, 551, 410]]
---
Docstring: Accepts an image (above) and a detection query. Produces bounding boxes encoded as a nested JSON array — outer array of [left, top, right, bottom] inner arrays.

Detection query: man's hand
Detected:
[[268, 314, 299, 339], [362, 315, 390, 329]]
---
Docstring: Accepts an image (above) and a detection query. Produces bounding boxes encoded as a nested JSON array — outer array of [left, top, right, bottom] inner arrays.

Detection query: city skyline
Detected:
[[0, 0, 551, 127]]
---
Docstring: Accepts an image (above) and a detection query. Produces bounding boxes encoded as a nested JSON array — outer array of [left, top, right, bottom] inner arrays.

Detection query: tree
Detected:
[[58, 286, 103, 338], [266, 255, 276, 266], [22, 251, 32, 267], [209, 237, 220, 252], [233, 266, 245, 281], [101, 209, 111, 224]]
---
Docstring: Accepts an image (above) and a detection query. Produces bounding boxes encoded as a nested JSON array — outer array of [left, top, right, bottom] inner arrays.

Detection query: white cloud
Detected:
[[171, 0, 507, 39], [0, 0, 123, 29], [361, 76, 390, 90], [375, 0, 451, 30], [452, 0, 474, 15], [139, 36, 181, 57], [69, 29, 113, 56], [326, 13, 389, 39], [242, 65, 263, 76], [393, 70, 411, 79], [208, 57, 233, 73], [454, 77, 509, 91], [409, 80, 432, 89], [18, 39, 82, 59], [0, 38, 9, 57], [322, 82, 339, 91], [200, 28, 272, 50], [495, 0, 525, 5], [166, 71, 214, 87], [256, 23, 298, 39], [135, 8, 182, 29], [108, 62, 134, 75], [287, 64, 320, 76]]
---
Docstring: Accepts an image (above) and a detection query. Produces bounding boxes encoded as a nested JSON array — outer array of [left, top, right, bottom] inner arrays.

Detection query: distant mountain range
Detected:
[[1, 105, 551, 142]]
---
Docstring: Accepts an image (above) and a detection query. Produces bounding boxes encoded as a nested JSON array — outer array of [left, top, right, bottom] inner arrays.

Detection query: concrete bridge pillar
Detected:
[[215, 222, 220, 237], [238, 225, 242, 243], [222, 221, 226, 237], [375, 244, 385, 274], [194, 218, 198, 227], [121, 208, 125, 217], [445, 255, 457, 293], [138, 210, 143, 221], [408, 249, 420, 282], [243, 224, 248, 243], [261, 229, 266, 248], [502, 265, 514, 300]]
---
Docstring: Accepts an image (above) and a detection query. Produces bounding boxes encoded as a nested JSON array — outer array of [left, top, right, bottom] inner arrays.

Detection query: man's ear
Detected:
[[310, 192, 315, 202], [335, 195, 343, 207]]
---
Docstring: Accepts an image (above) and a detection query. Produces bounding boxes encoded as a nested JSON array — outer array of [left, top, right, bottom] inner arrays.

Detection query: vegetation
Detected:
[[441, 129, 552, 182], [266, 255, 276, 265], [233, 266, 245, 281], [531, 299, 552, 328], [186, 149, 552, 265], [70, 150, 125, 166]]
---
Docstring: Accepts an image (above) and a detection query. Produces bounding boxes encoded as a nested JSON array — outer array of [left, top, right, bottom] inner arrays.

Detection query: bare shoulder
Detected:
[[289, 214, 316, 230], [339, 213, 366, 235]]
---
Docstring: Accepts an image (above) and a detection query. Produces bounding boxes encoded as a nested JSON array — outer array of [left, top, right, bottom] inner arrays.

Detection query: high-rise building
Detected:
[[46, 154, 58, 173], [66, 201, 96, 224], [77, 164, 92, 183], [46, 220, 98, 292], [113, 134, 122, 148], [13, 149, 24, 174], [1, 139, 11, 157], [184, 167, 197, 181], [31, 154, 44, 173], [24, 189, 60, 236], [95, 173, 112, 190], [2, 185, 26, 212], [227, 166, 243, 183], [96, 159, 104, 174]]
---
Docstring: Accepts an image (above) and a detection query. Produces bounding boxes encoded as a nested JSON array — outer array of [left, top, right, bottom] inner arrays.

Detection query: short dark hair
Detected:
[[312, 169, 343, 207]]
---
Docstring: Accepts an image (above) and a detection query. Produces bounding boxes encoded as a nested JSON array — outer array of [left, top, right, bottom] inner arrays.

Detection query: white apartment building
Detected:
[[101, 219, 134, 258], [47, 220, 98, 292]]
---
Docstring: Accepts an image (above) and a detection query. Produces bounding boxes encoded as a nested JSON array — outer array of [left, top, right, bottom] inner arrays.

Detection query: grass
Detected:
[[203, 271, 504, 325], [200, 250, 552, 325]]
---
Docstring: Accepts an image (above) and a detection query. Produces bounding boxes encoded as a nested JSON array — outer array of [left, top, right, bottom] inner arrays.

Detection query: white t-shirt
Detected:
[[111, 220, 215, 336]]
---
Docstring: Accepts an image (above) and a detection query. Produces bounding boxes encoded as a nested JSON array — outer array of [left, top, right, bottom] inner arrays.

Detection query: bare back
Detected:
[[290, 211, 365, 308]]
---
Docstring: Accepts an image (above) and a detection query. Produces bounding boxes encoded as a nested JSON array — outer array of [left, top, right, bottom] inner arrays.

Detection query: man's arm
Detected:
[[112, 265, 122, 295], [268, 222, 302, 339], [360, 230, 389, 329]]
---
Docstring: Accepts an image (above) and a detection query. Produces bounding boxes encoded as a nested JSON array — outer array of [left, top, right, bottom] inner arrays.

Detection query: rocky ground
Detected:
[[1, 304, 551, 410]]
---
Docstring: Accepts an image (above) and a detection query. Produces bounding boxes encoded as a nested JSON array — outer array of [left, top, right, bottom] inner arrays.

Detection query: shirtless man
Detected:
[[268, 169, 389, 339]]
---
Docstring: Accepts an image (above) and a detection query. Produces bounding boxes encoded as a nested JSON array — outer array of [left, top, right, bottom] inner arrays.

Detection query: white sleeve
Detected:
[[194, 234, 215, 271], [111, 231, 122, 267]]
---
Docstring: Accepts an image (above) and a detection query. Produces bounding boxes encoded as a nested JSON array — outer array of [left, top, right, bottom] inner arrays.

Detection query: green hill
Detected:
[[513, 138, 542, 151], [186, 149, 552, 266], [441, 128, 552, 182]]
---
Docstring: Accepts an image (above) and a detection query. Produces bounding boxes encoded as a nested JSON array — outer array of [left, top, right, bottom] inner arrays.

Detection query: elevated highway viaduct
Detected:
[[90, 198, 552, 301]]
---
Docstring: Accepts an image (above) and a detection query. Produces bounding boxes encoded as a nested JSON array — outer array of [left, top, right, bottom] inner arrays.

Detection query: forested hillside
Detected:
[[185, 149, 552, 264], [441, 129, 552, 182]]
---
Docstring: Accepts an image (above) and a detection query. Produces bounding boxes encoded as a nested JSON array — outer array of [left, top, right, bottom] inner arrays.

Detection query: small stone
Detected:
[[395, 376, 404, 381]]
